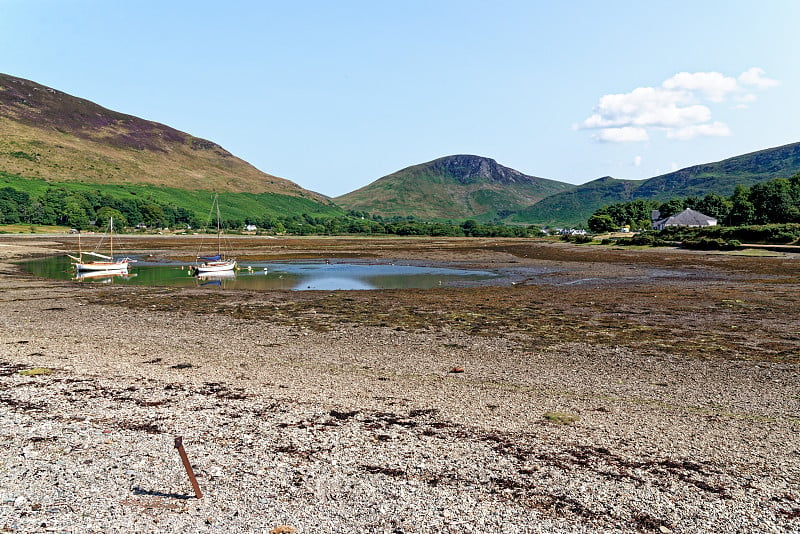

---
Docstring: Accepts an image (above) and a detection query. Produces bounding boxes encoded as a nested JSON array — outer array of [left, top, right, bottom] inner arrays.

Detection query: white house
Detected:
[[652, 208, 717, 230]]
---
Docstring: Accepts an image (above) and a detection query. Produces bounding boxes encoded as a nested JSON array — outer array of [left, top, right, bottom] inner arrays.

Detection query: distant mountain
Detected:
[[334, 155, 575, 221], [518, 142, 800, 226], [0, 73, 332, 207]]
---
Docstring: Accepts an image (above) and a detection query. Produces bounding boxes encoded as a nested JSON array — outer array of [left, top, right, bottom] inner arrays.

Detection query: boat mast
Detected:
[[110, 217, 114, 261], [216, 195, 222, 257]]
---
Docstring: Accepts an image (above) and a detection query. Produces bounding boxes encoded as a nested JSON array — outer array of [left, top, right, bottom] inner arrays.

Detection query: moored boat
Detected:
[[193, 194, 236, 275], [68, 217, 133, 273]]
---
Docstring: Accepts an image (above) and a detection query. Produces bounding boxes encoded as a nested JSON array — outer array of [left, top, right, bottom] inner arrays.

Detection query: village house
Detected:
[[651, 208, 717, 230]]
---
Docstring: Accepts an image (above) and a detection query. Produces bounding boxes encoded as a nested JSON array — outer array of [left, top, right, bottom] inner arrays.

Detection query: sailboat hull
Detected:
[[75, 261, 129, 272], [194, 259, 237, 274]]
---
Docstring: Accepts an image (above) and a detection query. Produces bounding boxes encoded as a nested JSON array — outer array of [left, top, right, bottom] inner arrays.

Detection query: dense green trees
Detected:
[[0, 186, 199, 230], [589, 173, 800, 229], [0, 184, 543, 238], [588, 199, 659, 231]]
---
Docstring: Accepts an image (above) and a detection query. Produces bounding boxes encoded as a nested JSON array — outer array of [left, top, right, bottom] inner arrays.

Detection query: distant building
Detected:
[[244, 224, 257, 232], [652, 208, 717, 230], [559, 228, 587, 236]]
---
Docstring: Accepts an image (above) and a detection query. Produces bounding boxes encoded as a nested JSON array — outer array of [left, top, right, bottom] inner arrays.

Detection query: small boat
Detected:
[[193, 194, 236, 275], [68, 217, 133, 273]]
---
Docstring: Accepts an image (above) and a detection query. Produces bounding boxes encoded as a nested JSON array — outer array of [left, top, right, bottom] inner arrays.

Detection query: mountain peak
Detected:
[[429, 155, 536, 185], [335, 155, 574, 220]]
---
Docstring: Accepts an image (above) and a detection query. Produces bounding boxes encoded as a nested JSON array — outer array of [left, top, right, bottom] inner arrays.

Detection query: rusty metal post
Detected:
[[174, 436, 203, 498]]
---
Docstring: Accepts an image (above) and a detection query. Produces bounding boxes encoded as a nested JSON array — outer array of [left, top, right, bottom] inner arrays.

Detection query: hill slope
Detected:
[[0, 73, 329, 204], [519, 142, 800, 226], [335, 155, 575, 221]]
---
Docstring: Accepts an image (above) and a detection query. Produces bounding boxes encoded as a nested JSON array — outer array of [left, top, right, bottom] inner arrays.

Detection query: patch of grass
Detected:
[[18, 367, 53, 376], [0, 223, 71, 234], [716, 248, 786, 257]]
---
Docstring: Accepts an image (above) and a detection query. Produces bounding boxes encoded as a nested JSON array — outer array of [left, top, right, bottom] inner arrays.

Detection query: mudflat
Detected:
[[1, 235, 798, 533]]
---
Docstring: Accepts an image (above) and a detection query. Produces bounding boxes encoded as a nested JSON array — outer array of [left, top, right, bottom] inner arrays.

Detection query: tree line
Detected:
[[0, 186, 197, 229], [0, 185, 542, 238], [587, 173, 800, 233]]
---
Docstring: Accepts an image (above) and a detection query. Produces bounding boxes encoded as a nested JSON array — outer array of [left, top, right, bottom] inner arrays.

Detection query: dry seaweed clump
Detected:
[[18, 367, 52, 376], [544, 411, 579, 425]]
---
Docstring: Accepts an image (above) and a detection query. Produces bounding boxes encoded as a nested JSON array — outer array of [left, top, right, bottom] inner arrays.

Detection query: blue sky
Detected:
[[2, 1, 798, 197]]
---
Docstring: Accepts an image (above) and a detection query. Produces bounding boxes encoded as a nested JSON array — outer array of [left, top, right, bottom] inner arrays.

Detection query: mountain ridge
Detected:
[[0, 72, 330, 203]]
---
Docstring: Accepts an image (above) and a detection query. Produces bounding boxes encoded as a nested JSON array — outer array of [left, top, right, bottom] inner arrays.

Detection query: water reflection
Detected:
[[22, 255, 498, 290], [74, 271, 138, 284]]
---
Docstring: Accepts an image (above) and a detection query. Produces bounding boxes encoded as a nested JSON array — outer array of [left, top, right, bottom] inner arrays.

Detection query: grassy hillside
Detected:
[[512, 177, 639, 226], [633, 141, 800, 199], [0, 171, 342, 223], [336, 155, 574, 222], [0, 73, 330, 205]]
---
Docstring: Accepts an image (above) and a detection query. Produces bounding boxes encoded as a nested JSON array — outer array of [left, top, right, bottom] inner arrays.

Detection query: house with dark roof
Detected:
[[652, 208, 717, 230]]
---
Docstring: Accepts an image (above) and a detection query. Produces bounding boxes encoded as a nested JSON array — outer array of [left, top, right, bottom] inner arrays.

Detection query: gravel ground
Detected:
[[0, 236, 798, 533]]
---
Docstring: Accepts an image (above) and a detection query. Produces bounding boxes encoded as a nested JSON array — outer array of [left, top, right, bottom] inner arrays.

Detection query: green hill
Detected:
[[511, 176, 639, 226], [0, 73, 337, 218], [335, 155, 575, 222]]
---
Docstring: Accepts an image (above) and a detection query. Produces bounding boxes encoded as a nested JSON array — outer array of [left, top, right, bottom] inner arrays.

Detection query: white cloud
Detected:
[[738, 67, 779, 90], [666, 121, 731, 140], [594, 127, 649, 143], [579, 67, 777, 143], [633, 155, 642, 167], [662, 71, 738, 103], [581, 87, 714, 130]]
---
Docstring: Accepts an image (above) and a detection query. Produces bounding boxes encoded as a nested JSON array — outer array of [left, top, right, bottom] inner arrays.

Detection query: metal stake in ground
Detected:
[[174, 436, 203, 498]]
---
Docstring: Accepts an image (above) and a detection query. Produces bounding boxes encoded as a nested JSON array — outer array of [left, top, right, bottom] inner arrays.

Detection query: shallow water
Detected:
[[21, 255, 499, 290]]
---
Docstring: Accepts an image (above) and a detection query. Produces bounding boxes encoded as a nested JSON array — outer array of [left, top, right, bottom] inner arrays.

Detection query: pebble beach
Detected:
[[0, 236, 798, 533]]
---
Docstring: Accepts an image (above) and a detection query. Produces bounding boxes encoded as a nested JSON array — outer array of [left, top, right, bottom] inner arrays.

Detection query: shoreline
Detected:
[[1, 235, 798, 532]]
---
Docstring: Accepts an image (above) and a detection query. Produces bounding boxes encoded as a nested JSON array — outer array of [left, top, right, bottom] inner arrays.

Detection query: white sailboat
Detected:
[[68, 217, 133, 273], [193, 194, 237, 275]]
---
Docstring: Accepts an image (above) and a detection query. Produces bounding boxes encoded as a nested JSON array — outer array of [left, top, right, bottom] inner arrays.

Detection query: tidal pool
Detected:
[[21, 255, 499, 290]]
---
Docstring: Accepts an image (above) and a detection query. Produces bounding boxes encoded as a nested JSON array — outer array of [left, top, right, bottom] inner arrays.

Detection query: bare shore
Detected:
[[1, 235, 798, 533]]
